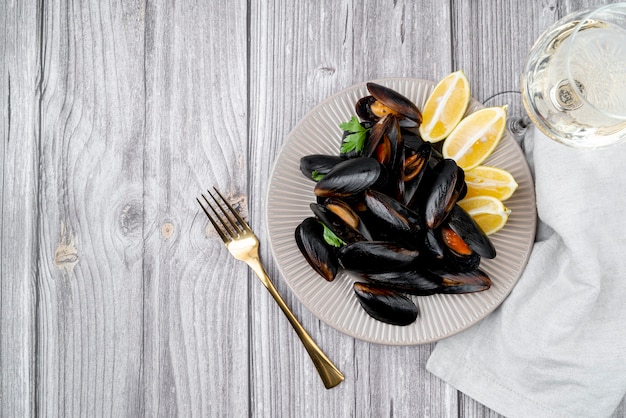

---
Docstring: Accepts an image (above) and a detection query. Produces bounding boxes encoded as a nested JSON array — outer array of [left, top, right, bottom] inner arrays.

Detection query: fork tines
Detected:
[[197, 187, 248, 241]]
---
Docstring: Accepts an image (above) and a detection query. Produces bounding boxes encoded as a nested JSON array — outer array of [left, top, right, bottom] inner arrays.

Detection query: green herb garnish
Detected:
[[339, 116, 369, 154], [321, 223, 346, 247], [311, 170, 325, 181]]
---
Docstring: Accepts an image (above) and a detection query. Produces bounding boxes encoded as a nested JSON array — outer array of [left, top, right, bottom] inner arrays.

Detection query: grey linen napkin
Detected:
[[427, 127, 626, 418]]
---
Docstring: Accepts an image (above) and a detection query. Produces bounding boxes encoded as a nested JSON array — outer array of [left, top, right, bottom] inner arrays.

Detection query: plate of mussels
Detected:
[[265, 78, 536, 345]]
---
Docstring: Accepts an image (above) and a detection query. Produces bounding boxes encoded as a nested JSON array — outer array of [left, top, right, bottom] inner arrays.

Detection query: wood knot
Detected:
[[54, 223, 78, 274], [119, 201, 143, 235], [161, 222, 174, 239]]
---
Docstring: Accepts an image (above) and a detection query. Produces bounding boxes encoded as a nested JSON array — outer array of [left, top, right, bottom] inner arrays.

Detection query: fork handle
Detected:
[[246, 257, 345, 389]]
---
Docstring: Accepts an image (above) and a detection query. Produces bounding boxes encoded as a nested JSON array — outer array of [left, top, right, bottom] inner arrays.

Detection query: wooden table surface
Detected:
[[2, 0, 625, 416]]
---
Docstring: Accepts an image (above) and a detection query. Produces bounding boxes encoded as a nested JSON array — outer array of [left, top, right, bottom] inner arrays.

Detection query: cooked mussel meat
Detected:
[[447, 204, 496, 259], [324, 198, 373, 240], [403, 142, 432, 207], [366, 82, 423, 126], [295, 217, 340, 281], [310, 203, 367, 244], [353, 282, 419, 326]]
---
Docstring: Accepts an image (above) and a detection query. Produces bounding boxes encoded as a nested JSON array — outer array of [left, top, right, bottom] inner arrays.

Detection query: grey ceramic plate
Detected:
[[266, 78, 536, 345]]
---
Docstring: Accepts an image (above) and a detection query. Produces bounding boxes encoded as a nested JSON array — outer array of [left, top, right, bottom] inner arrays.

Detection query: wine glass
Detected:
[[521, 3, 626, 148]]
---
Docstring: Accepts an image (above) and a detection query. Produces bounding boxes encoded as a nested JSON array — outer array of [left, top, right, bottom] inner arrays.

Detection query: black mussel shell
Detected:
[[401, 127, 425, 150], [403, 142, 432, 206], [447, 205, 496, 259], [362, 114, 394, 158], [324, 198, 373, 241], [362, 269, 442, 296], [434, 269, 492, 293], [295, 217, 340, 281], [310, 203, 366, 244], [338, 241, 419, 274], [366, 82, 423, 126], [355, 95, 378, 122], [376, 116, 405, 202], [424, 159, 465, 229], [314, 157, 381, 198], [300, 154, 344, 181], [353, 282, 419, 326], [422, 227, 445, 261], [364, 189, 423, 244]]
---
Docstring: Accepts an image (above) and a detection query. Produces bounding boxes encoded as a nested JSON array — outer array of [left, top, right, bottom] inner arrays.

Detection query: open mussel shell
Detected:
[[366, 82, 423, 127], [362, 114, 394, 158], [355, 96, 379, 122], [310, 202, 367, 244], [403, 142, 432, 207], [314, 157, 381, 198], [447, 205, 496, 259], [295, 217, 340, 281], [364, 189, 423, 245], [374, 116, 405, 201], [424, 159, 465, 229], [434, 269, 492, 294], [299, 154, 344, 181], [353, 282, 419, 326], [324, 198, 373, 241], [337, 241, 419, 274], [362, 269, 442, 296]]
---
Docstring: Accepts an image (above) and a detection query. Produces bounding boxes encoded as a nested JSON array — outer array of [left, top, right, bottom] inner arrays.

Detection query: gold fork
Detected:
[[197, 187, 344, 389]]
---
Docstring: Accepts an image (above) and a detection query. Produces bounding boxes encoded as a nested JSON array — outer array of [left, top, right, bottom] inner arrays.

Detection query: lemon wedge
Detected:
[[419, 70, 471, 143], [464, 166, 518, 201], [442, 106, 507, 170], [457, 196, 511, 235]]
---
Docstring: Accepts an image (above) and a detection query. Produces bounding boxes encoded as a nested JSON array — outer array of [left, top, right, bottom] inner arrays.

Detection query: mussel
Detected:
[[295, 217, 340, 281], [366, 82, 423, 126], [353, 282, 419, 326], [300, 154, 344, 181], [314, 157, 381, 198], [310, 202, 367, 244], [435, 269, 492, 293], [361, 269, 442, 296], [423, 159, 465, 229], [338, 241, 419, 274], [447, 204, 496, 259], [363, 189, 423, 245]]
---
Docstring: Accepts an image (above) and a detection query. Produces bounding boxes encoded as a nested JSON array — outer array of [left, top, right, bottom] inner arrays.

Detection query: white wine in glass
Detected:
[[522, 3, 626, 148]]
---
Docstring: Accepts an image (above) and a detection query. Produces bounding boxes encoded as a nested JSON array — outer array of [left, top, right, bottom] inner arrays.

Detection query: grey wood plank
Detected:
[[0, 1, 39, 417], [142, 0, 250, 416], [35, 1, 146, 416], [248, 0, 458, 416]]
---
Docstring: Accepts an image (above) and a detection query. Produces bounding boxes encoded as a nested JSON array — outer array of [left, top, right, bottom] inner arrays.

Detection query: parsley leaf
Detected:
[[311, 170, 326, 181], [321, 223, 346, 247], [339, 116, 369, 154]]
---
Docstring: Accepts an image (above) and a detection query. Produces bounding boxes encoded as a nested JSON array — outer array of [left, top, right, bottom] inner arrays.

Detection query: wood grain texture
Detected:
[[0, 1, 39, 416], [142, 0, 250, 416], [2, 0, 626, 416]]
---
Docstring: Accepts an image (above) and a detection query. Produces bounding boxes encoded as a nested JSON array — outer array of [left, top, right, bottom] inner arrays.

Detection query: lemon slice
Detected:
[[419, 70, 471, 143], [442, 106, 507, 170], [457, 196, 511, 235], [464, 166, 518, 201]]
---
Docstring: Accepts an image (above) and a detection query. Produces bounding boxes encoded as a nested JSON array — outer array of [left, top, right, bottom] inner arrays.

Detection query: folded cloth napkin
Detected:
[[426, 127, 626, 418]]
